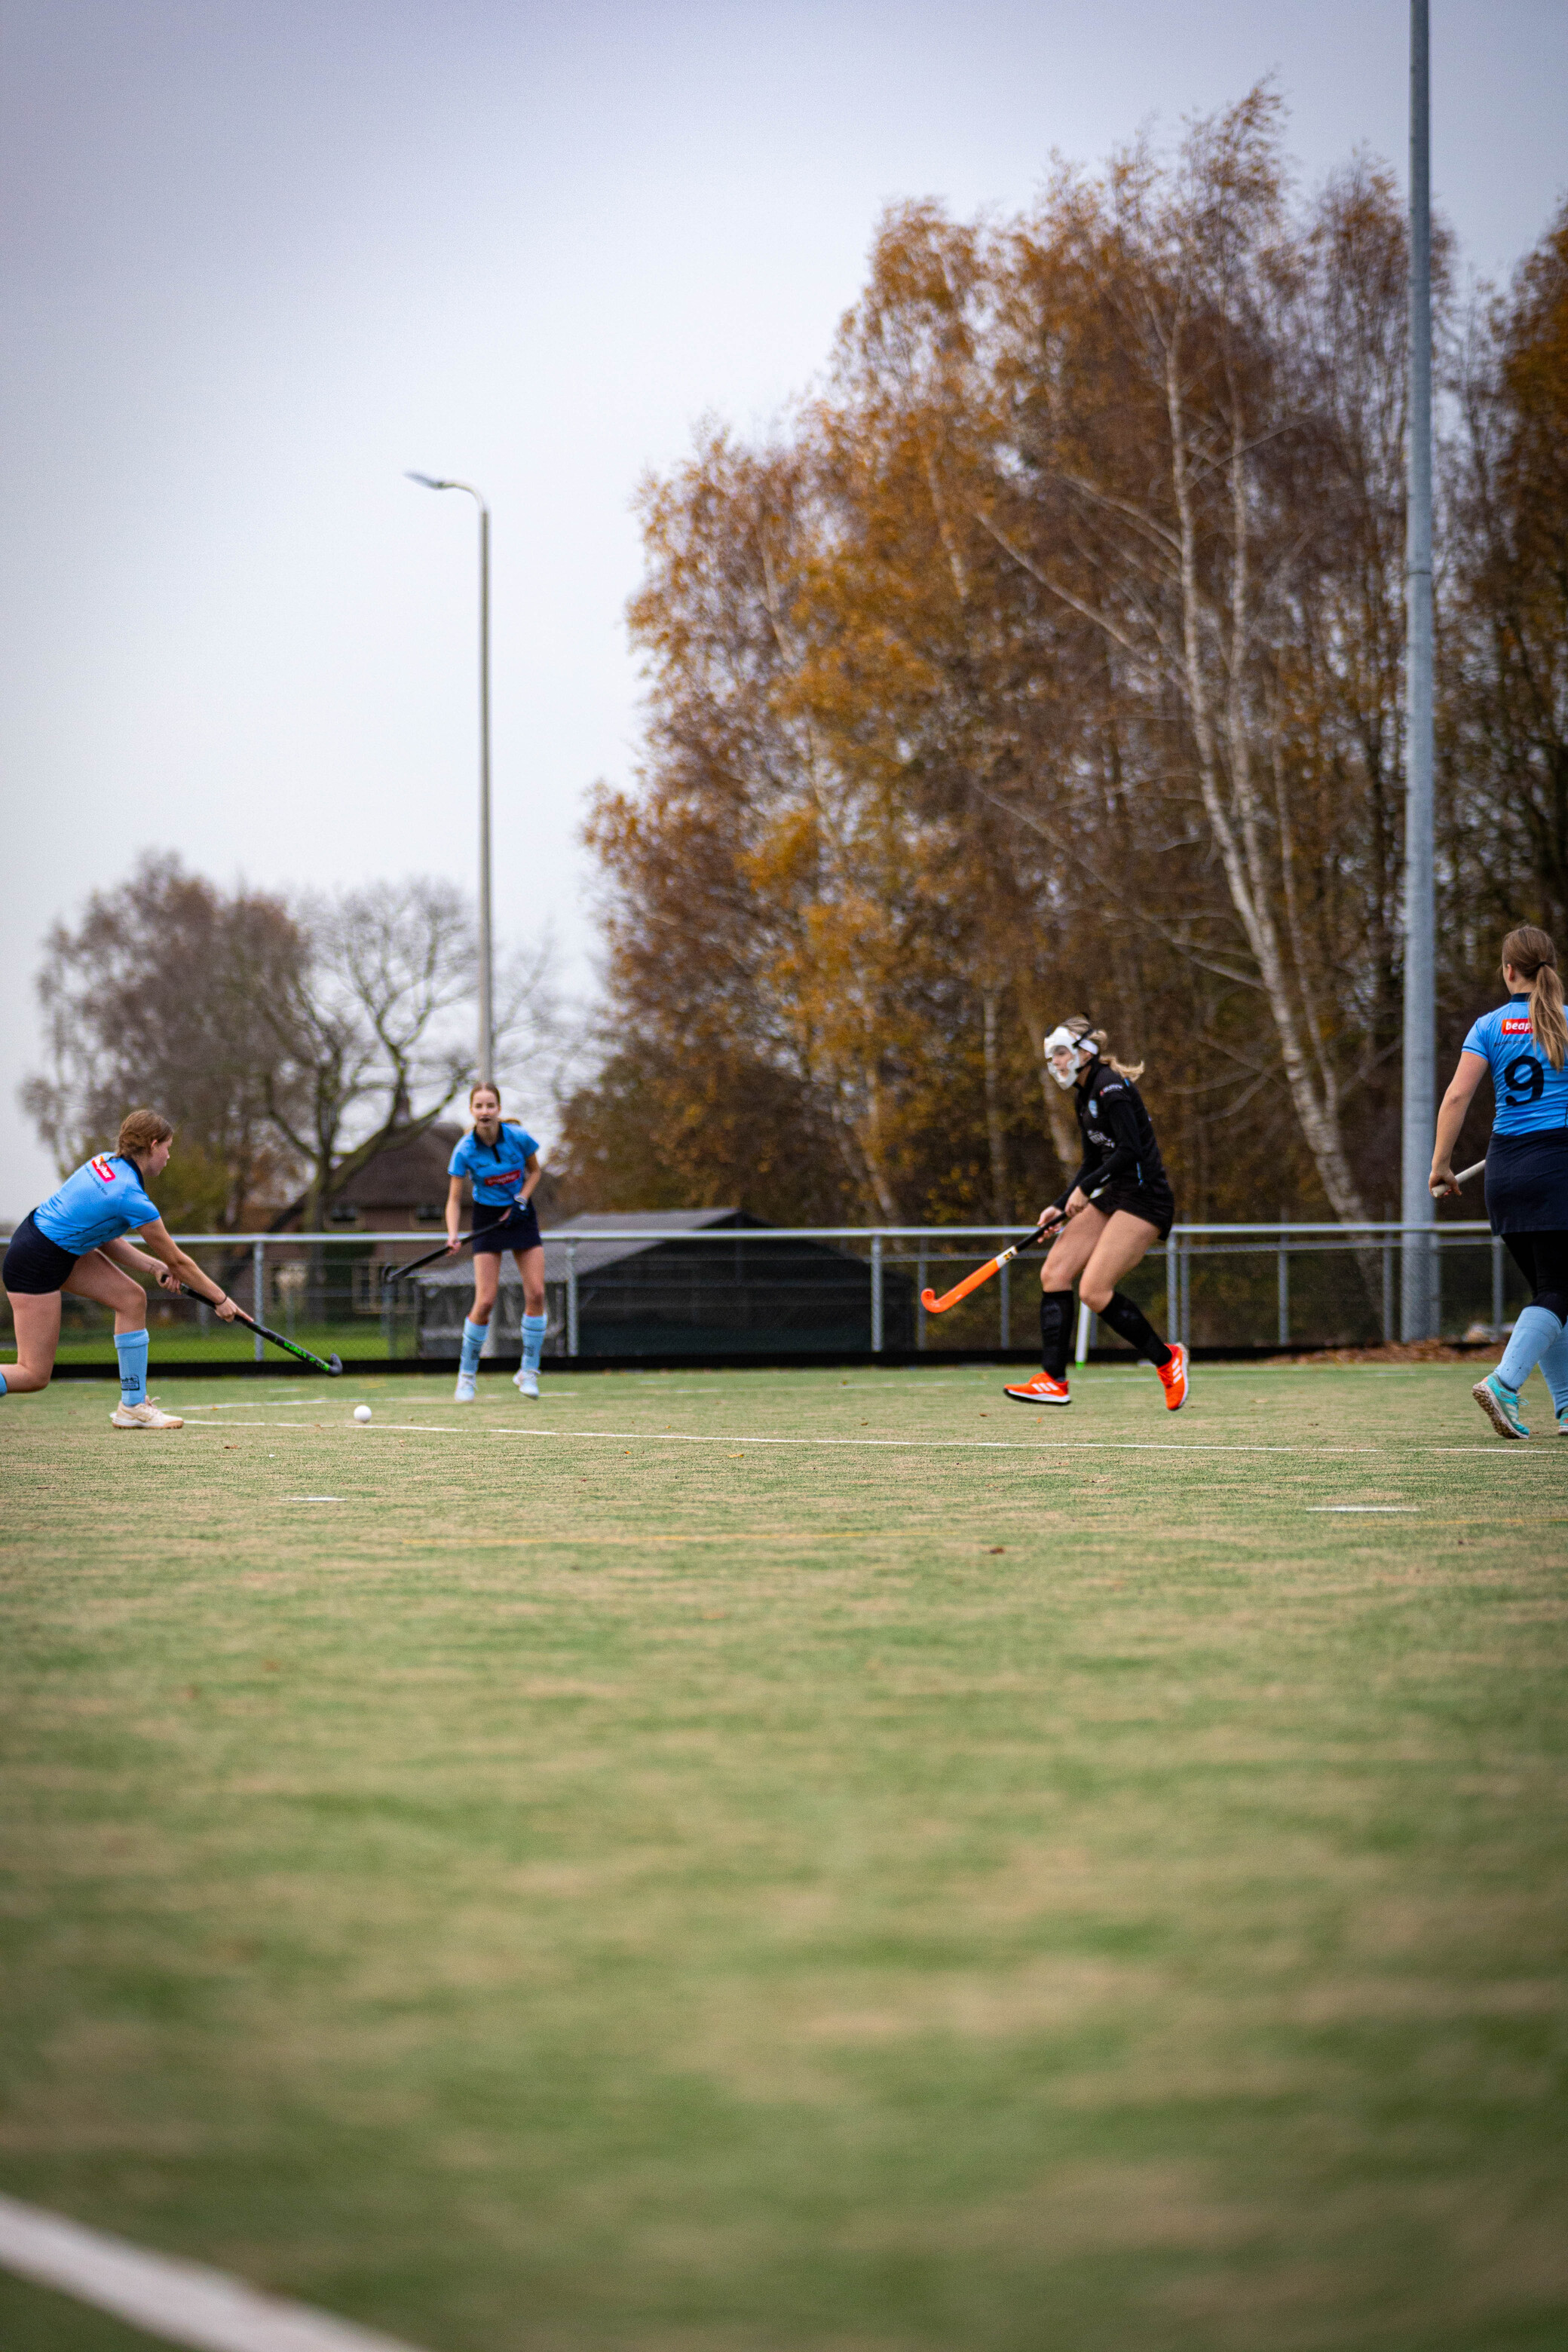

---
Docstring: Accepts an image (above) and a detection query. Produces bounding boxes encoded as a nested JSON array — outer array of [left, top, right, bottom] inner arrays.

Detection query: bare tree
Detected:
[[257, 878, 478, 1229], [26, 860, 558, 1236], [22, 853, 304, 1229]]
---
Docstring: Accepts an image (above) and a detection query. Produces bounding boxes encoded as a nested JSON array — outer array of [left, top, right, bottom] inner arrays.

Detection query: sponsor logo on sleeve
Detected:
[[90, 1156, 116, 1184]]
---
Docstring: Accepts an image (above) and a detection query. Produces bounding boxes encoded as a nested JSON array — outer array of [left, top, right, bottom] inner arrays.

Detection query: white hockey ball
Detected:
[[353, 1404, 372, 1424]]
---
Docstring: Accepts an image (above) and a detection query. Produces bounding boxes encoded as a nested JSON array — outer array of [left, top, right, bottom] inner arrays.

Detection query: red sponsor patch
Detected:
[[90, 1155, 116, 1184], [1500, 1018, 1532, 1036]]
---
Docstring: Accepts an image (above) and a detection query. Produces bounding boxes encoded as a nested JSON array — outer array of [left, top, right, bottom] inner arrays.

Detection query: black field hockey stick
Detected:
[[920, 1185, 1106, 1315], [381, 1162, 537, 1285], [178, 1285, 342, 1375], [380, 1233, 475, 1285]]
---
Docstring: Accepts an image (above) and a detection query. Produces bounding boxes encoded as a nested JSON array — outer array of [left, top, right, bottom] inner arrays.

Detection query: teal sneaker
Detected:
[[1473, 1373, 1530, 1440]]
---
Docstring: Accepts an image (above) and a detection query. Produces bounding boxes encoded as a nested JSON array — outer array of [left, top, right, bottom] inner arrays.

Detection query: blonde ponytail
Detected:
[[1501, 925, 1567, 1072], [1067, 1017, 1145, 1085]]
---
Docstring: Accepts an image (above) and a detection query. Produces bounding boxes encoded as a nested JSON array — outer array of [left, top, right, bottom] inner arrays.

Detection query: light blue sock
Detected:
[[460, 1317, 487, 1377], [1496, 1303, 1564, 1394], [115, 1329, 149, 1409], [0, 1370, 8, 1396], [521, 1312, 547, 1374], [1536, 1325, 1568, 1419]]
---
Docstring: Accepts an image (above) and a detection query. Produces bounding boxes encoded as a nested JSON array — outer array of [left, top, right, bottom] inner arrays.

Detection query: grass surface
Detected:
[[1, 1360, 1566, 2352], [46, 1321, 406, 1366]]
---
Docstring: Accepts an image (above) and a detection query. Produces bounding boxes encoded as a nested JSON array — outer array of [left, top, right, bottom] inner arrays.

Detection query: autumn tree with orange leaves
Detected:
[[560, 94, 1565, 1230]]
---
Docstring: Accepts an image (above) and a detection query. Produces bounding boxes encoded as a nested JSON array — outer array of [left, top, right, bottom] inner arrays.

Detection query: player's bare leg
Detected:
[[1079, 1211, 1187, 1410], [512, 1243, 547, 1398], [1003, 1208, 1107, 1404], [456, 1250, 503, 1401], [63, 1248, 182, 1427], [3, 1288, 63, 1394]]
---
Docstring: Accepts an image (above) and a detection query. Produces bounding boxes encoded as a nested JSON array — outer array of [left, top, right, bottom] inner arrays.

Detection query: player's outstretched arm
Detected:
[[1430, 1051, 1487, 1196], [128, 1221, 240, 1318], [97, 1236, 168, 1285]]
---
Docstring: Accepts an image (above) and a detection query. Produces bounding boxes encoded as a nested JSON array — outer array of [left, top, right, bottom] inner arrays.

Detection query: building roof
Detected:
[[415, 1208, 764, 1286], [336, 1122, 461, 1211]]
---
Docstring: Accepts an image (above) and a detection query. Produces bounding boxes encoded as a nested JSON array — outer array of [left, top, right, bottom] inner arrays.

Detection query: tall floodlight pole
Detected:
[[406, 473, 494, 1086], [1401, 0, 1436, 1338]]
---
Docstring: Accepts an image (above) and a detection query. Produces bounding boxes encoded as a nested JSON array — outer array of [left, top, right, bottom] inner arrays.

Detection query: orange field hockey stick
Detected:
[[920, 1187, 1104, 1316]]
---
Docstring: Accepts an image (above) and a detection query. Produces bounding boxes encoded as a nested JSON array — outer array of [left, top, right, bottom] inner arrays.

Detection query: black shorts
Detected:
[[3, 1210, 79, 1295], [1484, 1129, 1568, 1235], [470, 1199, 543, 1255], [1096, 1182, 1175, 1242]]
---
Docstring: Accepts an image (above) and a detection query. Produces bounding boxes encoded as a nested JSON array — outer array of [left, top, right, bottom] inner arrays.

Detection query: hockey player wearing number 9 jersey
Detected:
[[1432, 924, 1568, 1438]]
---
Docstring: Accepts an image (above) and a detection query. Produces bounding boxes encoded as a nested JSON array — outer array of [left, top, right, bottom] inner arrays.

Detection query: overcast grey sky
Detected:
[[2, 0, 1565, 1219]]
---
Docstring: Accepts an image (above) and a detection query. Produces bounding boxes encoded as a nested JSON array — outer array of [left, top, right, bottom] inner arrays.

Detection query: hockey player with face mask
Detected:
[[1003, 1016, 1188, 1411]]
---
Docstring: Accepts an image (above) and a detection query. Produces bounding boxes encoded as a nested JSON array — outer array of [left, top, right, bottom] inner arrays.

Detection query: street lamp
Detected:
[[1400, 0, 1436, 1337], [406, 471, 494, 1086]]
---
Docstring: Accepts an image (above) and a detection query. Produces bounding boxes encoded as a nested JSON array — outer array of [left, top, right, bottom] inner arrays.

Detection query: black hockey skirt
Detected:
[[470, 1199, 543, 1255], [1095, 1181, 1176, 1242], [2, 1211, 80, 1295], [1484, 1129, 1568, 1236]]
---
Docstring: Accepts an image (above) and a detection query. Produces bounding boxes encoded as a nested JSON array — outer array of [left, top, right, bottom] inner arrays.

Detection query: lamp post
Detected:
[[406, 472, 494, 1086], [1400, 0, 1436, 1337]]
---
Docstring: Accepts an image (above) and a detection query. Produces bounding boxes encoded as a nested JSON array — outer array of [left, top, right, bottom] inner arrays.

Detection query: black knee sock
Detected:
[[1040, 1291, 1073, 1379], [1098, 1290, 1173, 1370]]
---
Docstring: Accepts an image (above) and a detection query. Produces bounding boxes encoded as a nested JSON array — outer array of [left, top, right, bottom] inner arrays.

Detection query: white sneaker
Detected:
[[454, 1372, 477, 1402], [110, 1399, 184, 1430], [516, 1367, 539, 1398]]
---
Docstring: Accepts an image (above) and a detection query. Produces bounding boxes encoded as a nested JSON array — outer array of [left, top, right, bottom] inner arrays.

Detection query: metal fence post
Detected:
[[1276, 1229, 1290, 1349], [870, 1233, 884, 1355], [1180, 1233, 1191, 1347], [1075, 1300, 1094, 1364], [1492, 1232, 1505, 1335], [998, 1257, 1009, 1350], [566, 1241, 579, 1358], [1166, 1234, 1178, 1345], [917, 1247, 926, 1351], [1383, 1235, 1395, 1343], [252, 1238, 265, 1364]]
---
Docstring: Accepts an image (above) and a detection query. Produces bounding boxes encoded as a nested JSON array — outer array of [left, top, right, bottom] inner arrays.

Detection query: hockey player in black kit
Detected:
[[1004, 1015, 1189, 1410]]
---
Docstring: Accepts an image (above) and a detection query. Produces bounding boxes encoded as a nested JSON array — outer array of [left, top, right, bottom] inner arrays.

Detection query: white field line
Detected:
[[0, 2192, 427, 2352], [183, 1398, 329, 1411], [169, 1421, 1562, 1462], [177, 1421, 461, 1434], [489, 1426, 1377, 1456]]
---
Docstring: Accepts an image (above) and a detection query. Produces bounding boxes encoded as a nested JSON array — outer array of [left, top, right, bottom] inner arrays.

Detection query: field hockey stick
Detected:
[[380, 1233, 474, 1285], [1431, 1155, 1487, 1197], [920, 1187, 1104, 1317], [177, 1285, 342, 1375], [381, 1156, 541, 1284]]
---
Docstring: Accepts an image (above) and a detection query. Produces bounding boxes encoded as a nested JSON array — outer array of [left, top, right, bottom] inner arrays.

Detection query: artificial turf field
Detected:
[[1, 1359, 1565, 2352]]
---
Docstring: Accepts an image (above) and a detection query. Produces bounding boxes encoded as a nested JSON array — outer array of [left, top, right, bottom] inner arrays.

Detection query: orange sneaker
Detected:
[[1157, 1343, 1189, 1411], [1003, 1371, 1071, 1405]]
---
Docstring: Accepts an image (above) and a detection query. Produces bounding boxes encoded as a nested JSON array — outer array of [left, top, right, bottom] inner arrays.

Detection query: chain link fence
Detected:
[[2, 1219, 1520, 1368]]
